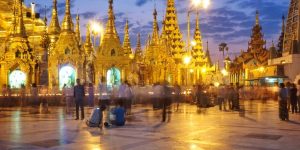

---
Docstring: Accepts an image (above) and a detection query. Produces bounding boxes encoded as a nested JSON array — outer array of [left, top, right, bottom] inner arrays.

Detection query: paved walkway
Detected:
[[1, 100, 300, 150]]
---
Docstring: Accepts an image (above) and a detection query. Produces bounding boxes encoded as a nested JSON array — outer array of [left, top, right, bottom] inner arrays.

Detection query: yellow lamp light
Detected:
[[259, 66, 265, 72], [183, 55, 192, 65], [214, 82, 220, 87], [203, 0, 210, 9], [221, 69, 229, 76], [192, 0, 202, 7], [91, 21, 102, 34], [191, 41, 197, 47], [129, 53, 135, 59], [201, 67, 207, 73], [190, 69, 194, 73]]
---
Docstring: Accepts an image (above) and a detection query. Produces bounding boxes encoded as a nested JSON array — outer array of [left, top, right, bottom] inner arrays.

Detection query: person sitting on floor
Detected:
[[112, 101, 126, 126]]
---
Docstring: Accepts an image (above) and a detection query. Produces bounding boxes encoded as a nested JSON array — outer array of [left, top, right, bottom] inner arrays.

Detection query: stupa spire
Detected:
[[105, 0, 118, 37], [255, 10, 259, 25], [15, 0, 26, 37], [206, 41, 212, 66], [248, 10, 266, 54], [84, 24, 93, 55], [48, 0, 60, 35], [123, 19, 131, 55], [152, 8, 159, 44], [135, 33, 143, 61], [61, 0, 74, 32], [75, 13, 81, 44], [136, 33, 141, 51], [163, 0, 184, 56], [192, 12, 204, 60]]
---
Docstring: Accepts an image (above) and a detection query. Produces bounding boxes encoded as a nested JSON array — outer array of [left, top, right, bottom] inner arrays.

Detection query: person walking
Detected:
[[278, 83, 289, 121], [290, 84, 298, 114], [88, 83, 95, 107], [286, 82, 291, 111], [74, 79, 85, 120]]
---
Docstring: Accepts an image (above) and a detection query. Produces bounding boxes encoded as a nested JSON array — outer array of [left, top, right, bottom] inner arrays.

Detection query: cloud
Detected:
[[135, 0, 149, 7]]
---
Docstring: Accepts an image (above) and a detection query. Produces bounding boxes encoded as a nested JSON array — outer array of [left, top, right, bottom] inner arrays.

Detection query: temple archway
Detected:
[[59, 65, 76, 89], [9, 70, 26, 88], [107, 67, 121, 86]]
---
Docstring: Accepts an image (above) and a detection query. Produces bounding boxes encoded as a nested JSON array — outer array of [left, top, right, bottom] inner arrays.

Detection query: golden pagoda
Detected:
[[94, 0, 132, 86], [0, 0, 215, 89], [143, 8, 176, 84], [48, 0, 83, 89], [0, 0, 46, 88]]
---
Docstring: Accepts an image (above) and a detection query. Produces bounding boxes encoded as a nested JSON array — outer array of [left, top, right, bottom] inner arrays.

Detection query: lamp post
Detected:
[[183, 55, 192, 86]]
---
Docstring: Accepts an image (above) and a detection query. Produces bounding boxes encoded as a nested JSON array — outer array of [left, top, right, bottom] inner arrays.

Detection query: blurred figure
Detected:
[[173, 83, 181, 111], [232, 83, 240, 110], [20, 84, 26, 106], [217, 85, 226, 111], [278, 83, 288, 121], [88, 83, 95, 107], [153, 82, 163, 109], [30, 83, 39, 114], [228, 83, 235, 110], [162, 81, 172, 122], [125, 81, 133, 115], [63, 84, 73, 114], [290, 83, 298, 114], [297, 80, 300, 113], [31, 83, 39, 106], [74, 79, 85, 120], [286, 82, 291, 111], [1, 84, 7, 96], [98, 77, 111, 123], [99, 77, 110, 107], [118, 81, 132, 114]]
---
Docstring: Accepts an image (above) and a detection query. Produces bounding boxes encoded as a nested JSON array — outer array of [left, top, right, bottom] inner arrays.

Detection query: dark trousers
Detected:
[[75, 100, 84, 119]]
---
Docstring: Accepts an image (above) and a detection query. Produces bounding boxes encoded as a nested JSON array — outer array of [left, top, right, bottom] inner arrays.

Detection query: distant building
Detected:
[[268, 0, 300, 83]]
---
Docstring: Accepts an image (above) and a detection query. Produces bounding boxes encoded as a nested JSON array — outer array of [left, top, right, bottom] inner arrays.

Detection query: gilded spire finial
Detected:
[[255, 10, 259, 25], [75, 13, 81, 44], [123, 19, 131, 55], [15, 0, 26, 37], [105, 0, 116, 35], [49, 0, 60, 34], [136, 33, 141, 51], [61, 0, 74, 32], [84, 23, 93, 54], [152, 8, 159, 44], [135, 33, 143, 60]]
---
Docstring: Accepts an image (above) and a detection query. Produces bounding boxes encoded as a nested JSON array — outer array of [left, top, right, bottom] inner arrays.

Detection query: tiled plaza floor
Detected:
[[1, 100, 300, 150]]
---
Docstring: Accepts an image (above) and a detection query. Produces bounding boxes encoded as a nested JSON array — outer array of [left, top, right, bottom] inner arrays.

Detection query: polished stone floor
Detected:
[[1, 100, 300, 150]]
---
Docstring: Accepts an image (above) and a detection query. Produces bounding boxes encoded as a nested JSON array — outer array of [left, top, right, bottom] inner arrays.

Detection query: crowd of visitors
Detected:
[[1, 79, 300, 124]]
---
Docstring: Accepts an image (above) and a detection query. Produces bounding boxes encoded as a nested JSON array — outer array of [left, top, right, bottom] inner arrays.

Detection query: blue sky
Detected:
[[26, 0, 290, 62]]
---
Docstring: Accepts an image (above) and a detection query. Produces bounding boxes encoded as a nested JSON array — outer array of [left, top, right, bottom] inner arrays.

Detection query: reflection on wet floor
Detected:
[[0, 100, 300, 149]]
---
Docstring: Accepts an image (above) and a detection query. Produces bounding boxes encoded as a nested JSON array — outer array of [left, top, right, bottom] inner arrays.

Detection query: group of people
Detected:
[[216, 83, 240, 111], [278, 80, 300, 121], [71, 78, 128, 127]]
